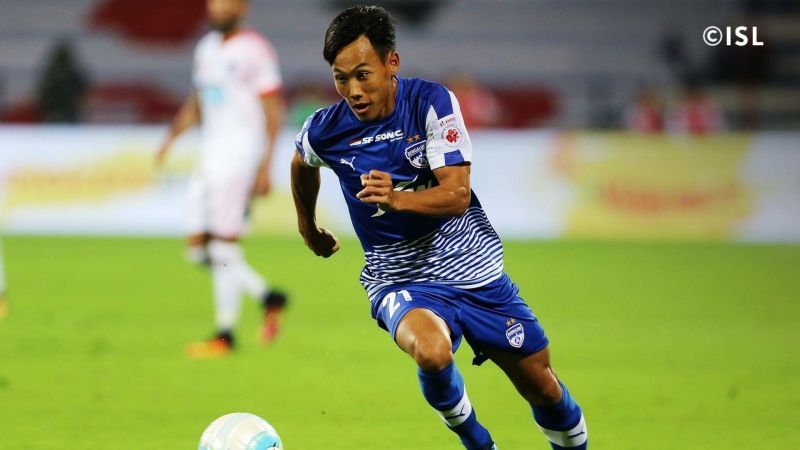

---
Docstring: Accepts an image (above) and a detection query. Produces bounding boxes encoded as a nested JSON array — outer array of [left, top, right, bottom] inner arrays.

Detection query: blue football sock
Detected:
[[532, 381, 587, 449], [418, 362, 494, 450]]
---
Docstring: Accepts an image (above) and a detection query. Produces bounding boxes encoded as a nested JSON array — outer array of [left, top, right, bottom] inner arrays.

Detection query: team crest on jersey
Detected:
[[506, 322, 525, 348], [442, 125, 464, 147], [404, 141, 429, 168]]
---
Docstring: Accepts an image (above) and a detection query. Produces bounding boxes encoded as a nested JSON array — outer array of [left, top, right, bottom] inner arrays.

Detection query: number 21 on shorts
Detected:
[[380, 289, 412, 320]]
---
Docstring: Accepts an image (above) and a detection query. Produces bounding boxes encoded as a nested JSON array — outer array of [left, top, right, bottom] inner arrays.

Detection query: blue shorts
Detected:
[[370, 274, 549, 366]]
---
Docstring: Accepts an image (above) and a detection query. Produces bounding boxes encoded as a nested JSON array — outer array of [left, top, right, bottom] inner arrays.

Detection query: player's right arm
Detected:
[[291, 151, 339, 258], [155, 90, 201, 167]]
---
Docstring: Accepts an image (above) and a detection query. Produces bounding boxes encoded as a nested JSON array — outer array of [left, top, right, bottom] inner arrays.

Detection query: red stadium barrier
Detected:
[[88, 0, 205, 44]]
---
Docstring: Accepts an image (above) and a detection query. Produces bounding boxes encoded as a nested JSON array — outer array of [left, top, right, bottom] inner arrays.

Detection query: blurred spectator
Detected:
[[658, 27, 696, 86], [669, 84, 726, 135], [37, 39, 89, 123], [288, 83, 330, 128], [624, 87, 665, 133], [446, 73, 501, 129]]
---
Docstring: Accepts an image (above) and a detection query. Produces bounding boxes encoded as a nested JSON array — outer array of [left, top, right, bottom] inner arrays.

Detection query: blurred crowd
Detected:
[[0, 0, 793, 133]]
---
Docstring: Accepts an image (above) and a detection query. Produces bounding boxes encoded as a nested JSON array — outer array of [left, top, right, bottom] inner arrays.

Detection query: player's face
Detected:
[[331, 36, 400, 122], [207, 0, 247, 34]]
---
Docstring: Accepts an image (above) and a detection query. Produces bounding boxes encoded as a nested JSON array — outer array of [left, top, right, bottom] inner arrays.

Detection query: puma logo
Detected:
[[339, 156, 356, 171], [567, 429, 586, 439]]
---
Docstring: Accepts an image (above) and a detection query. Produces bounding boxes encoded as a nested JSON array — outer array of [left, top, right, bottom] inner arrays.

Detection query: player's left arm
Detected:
[[357, 164, 471, 217], [251, 36, 285, 197], [253, 92, 286, 196], [358, 85, 476, 218]]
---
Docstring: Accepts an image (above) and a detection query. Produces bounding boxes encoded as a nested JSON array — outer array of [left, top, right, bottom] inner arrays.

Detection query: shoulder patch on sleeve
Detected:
[[424, 88, 473, 170]]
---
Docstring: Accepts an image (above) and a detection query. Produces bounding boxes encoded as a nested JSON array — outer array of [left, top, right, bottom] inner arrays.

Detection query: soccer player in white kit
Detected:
[[156, 0, 287, 358]]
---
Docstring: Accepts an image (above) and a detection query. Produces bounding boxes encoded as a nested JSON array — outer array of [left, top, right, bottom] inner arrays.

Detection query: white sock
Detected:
[[208, 240, 244, 331], [538, 415, 587, 448], [236, 261, 269, 300], [206, 240, 269, 300]]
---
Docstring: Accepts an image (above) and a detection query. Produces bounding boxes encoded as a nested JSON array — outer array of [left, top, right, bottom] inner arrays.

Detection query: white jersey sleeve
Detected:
[[246, 35, 282, 96], [424, 87, 473, 170], [294, 111, 329, 168], [192, 33, 214, 88]]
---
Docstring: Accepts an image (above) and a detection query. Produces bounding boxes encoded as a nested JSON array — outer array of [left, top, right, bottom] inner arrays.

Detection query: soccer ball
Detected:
[[198, 413, 283, 450]]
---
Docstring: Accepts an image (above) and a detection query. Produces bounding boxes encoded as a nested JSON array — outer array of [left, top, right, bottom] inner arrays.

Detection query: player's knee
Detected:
[[207, 240, 242, 266], [410, 337, 453, 372], [539, 377, 563, 407], [525, 373, 562, 407]]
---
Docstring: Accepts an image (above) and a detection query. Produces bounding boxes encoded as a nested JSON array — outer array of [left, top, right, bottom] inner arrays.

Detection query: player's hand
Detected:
[[252, 169, 272, 197], [302, 227, 340, 258], [356, 170, 397, 212]]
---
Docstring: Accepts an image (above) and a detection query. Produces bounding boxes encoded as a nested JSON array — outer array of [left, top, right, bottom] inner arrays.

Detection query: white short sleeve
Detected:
[[294, 113, 328, 168], [425, 89, 473, 170], [246, 35, 282, 95]]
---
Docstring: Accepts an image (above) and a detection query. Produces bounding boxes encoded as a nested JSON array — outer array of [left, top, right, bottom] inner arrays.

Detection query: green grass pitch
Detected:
[[0, 236, 798, 449]]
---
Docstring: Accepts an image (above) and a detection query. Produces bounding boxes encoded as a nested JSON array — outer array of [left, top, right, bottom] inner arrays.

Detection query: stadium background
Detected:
[[1, 0, 798, 449]]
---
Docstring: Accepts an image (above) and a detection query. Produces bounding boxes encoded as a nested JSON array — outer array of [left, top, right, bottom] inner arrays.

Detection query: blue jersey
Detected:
[[295, 77, 504, 300]]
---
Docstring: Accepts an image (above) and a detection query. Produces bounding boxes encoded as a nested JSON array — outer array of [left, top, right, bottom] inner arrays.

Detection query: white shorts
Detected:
[[186, 168, 257, 238]]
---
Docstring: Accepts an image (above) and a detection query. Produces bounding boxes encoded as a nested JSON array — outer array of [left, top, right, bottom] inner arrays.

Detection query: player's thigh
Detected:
[[186, 171, 209, 236], [372, 286, 462, 363], [485, 346, 562, 407], [207, 171, 255, 239], [395, 308, 452, 356], [458, 297, 549, 367]]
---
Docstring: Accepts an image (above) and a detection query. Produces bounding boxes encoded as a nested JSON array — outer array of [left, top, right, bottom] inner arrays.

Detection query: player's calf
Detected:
[[532, 381, 587, 449], [417, 362, 495, 450], [396, 309, 495, 450], [488, 347, 587, 449]]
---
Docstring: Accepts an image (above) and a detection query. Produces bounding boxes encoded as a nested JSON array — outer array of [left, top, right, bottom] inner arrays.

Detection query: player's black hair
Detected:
[[323, 5, 397, 65]]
